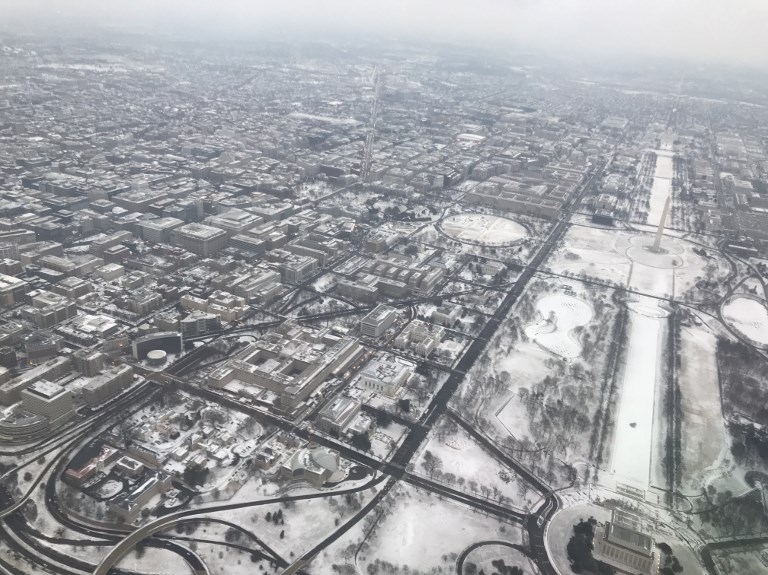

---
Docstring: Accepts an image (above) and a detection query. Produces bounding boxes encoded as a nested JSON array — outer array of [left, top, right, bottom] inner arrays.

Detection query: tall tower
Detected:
[[362, 67, 381, 183], [652, 195, 671, 252]]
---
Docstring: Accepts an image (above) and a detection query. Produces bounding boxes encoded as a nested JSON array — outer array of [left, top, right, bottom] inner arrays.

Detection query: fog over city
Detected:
[[4, 0, 768, 69], [1, 1, 768, 575]]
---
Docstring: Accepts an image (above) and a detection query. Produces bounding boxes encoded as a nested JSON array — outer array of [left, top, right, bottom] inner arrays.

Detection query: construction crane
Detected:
[[361, 67, 382, 183]]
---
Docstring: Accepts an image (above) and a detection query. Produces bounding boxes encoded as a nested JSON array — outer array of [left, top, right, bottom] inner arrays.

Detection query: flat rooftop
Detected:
[[177, 223, 225, 239], [606, 522, 653, 556], [26, 379, 67, 400]]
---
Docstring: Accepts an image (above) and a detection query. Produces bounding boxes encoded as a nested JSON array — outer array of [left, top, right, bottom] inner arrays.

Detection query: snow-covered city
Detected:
[[0, 2, 768, 575]]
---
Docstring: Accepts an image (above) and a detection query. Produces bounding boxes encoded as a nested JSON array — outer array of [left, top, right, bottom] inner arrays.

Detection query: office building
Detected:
[[132, 332, 183, 360], [207, 323, 364, 411], [108, 471, 173, 522], [138, 217, 184, 244], [73, 349, 105, 377], [171, 223, 228, 256], [24, 331, 63, 364], [20, 380, 74, 428], [180, 311, 221, 337], [360, 305, 399, 338], [80, 364, 134, 406], [0, 273, 27, 307]]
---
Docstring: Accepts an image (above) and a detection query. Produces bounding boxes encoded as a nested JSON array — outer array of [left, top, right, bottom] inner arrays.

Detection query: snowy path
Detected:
[[647, 153, 674, 227], [610, 298, 667, 487]]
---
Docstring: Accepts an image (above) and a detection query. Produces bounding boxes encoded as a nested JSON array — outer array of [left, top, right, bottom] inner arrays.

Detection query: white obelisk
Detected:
[[652, 194, 671, 252]]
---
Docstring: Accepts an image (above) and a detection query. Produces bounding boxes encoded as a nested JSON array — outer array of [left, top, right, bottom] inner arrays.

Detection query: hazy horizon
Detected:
[[3, 0, 768, 71]]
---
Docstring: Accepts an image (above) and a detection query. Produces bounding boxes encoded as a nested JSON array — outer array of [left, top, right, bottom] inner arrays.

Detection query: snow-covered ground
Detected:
[[415, 419, 539, 510], [679, 326, 729, 492], [495, 393, 538, 446], [647, 152, 674, 227], [189, 541, 280, 575], [711, 544, 768, 574], [610, 297, 668, 488], [495, 341, 553, 392], [462, 544, 536, 575], [311, 273, 338, 293], [359, 484, 522, 573], [117, 545, 192, 575], [722, 296, 768, 347], [524, 294, 593, 359], [627, 261, 675, 297], [441, 213, 527, 245], [208, 484, 379, 560], [547, 225, 722, 300]]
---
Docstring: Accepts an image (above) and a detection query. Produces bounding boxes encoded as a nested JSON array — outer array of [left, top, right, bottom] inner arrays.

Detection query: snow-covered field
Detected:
[[547, 225, 721, 300], [610, 298, 668, 487], [441, 213, 527, 245], [210, 486, 376, 560], [523, 294, 592, 359], [117, 545, 192, 575], [495, 341, 553, 393], [627, 261, 675, 297], [415, 419, 538, 509], [722, 296, 768, 347], [495, 393, 538, 445], [462, 544, 535, 575], [679, 326, 729, 492], [360, 484, 522, 573], [647, 153, 674, 226]]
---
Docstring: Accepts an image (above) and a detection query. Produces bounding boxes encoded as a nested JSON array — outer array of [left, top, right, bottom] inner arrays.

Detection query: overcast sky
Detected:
[[4, 0, 768, 70]]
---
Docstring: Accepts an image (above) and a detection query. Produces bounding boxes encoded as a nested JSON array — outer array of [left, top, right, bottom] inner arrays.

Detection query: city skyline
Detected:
[[3, 0, 768, 71]]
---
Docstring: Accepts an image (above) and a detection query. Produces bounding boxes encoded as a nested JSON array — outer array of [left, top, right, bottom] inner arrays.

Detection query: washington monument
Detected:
[[652, 194, 671, 252]]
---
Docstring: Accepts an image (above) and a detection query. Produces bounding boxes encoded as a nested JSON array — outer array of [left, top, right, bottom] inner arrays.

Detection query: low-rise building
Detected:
[[280, 445, 340, 488], [431, 303, 462, 327], [593, 511, 658, 575], [394, 320, 444, 357], [108, 471, 173, 522], [315, 397, 361, 434], [358, 354, 414, 397], [64, 444, 120, 486]]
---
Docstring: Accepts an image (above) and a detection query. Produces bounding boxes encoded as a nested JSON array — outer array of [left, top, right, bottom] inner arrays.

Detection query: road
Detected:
[[71, 161, 606, 574], [455, 540, 532, 575], [0, 383, 159, 519], [200, 161, 603, 574], [92, 473, 387, 575]]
